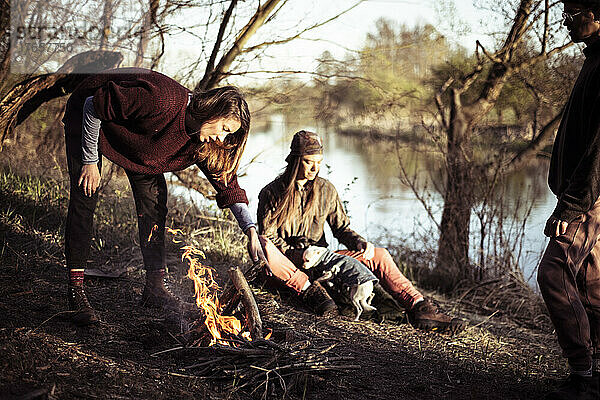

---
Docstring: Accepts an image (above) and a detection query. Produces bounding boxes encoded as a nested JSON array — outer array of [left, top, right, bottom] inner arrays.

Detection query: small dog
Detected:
[[303, 246, 377, 321]]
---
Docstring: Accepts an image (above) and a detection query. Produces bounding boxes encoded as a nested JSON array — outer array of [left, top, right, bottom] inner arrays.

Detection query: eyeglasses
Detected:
[[562, 10, 587, 23]]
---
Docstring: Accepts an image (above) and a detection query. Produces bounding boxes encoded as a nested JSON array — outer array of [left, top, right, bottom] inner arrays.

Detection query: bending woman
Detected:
[[63, 68, 265, 326]]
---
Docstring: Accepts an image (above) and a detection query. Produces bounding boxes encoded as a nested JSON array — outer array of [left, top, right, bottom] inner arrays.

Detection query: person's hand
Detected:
[[544, 216, 569, 237], [357, 241, 375, 260], [78, 163, 101, 197], [246, 226, 268, 265]]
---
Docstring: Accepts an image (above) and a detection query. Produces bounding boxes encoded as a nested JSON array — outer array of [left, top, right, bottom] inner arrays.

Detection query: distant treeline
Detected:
[[249, 19, 582, 136]]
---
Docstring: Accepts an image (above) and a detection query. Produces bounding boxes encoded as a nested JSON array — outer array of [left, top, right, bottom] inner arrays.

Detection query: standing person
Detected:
[[537, 2, 600, 398], [257, 130, 465, 334], [63, 68, 265, 326]]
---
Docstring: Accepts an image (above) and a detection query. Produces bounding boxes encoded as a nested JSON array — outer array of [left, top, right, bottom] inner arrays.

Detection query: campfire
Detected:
[[162, 228, 255, 345], [153, 227, 358, 398], [182, 242, 248, 345]]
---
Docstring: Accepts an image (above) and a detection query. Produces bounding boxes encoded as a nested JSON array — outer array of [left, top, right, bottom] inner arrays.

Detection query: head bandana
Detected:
[[289, 130, 323, 157]]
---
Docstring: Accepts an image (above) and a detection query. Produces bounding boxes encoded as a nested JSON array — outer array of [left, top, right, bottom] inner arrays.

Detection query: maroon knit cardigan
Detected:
[[63, 68, 248, 208]]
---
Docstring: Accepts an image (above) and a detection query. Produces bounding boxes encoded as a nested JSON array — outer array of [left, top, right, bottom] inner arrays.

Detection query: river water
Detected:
[[175, 115, 556, 286]]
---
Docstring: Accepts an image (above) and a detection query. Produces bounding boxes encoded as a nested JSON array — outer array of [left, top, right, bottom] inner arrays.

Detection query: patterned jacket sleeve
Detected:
[[257, 185, 291, 254], [325, 182, 366, 250]]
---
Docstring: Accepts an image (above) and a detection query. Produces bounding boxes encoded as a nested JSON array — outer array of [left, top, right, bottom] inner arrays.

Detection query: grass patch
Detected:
[[0, 161, 249, 284]]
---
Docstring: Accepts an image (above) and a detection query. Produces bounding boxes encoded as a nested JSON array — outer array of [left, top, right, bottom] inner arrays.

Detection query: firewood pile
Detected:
[[152, 334, 358, 398]]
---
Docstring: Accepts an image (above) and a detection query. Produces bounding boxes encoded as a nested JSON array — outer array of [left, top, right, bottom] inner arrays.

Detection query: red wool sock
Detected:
[[69, 269, 85, 286], [146, 268, 165, 285], [146, 268, 166, 279]]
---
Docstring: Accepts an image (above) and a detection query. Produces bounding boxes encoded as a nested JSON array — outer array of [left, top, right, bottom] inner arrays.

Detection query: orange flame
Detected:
[[168, 228, 251, 346]]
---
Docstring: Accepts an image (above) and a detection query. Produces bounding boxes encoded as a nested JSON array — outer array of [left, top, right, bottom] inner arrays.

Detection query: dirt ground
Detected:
[[0, 242, 567, 399], [0, 165, 567, 400]]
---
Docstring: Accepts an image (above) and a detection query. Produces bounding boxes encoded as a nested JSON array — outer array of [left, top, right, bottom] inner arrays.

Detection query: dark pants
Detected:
[[538, 199, 600, 371], [64, 132, 167, 271]]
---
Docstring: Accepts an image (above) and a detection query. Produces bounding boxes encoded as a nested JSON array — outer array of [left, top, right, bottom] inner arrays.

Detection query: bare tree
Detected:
[[134, 0, 160, 67], [432, 0, 572, 286], [99, 0, 114, 50], [0, 0, 365, 201], [0, 50, 123, 148]]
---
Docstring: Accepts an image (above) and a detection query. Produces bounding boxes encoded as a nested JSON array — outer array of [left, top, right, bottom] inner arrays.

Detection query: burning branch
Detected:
[[228, 266, 263, 340], [167, 228, 265, 346], [219, 261, 265, 316], [182, 245, 242, 346]]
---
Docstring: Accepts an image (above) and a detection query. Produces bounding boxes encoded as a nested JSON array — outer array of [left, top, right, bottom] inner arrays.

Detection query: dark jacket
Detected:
[[257, 176, 366, 263], [549, 41, 600, 222], [63, 68, 247, 208]]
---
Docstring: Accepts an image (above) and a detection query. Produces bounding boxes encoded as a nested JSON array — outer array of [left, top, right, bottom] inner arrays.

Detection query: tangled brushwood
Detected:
[[152, 335, 357, 398]]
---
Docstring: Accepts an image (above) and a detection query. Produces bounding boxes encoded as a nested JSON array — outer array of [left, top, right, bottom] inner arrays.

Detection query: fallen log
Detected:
[[228, 266, 263, 340]]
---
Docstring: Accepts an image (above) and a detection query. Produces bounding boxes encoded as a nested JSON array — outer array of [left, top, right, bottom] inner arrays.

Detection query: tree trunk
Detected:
[[0, 0, 10, 90], [134, 0, 160, 67], [0, 50, 123, 148], [99, 0, 113, 50], [436, 89, 473, 290]]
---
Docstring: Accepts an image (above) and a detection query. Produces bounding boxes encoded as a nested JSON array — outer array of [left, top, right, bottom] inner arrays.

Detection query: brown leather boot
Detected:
[[407, 298, 465, 334], [545, 373, 599, 400], [302, 281, 338, 317], [68, 285, 99, 326], [141, 269, 196, 312]]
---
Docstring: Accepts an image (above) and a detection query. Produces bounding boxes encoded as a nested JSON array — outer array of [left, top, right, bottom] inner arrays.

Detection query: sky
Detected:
[[270, 0, 484, 62], [9, 0, 497, 79], [161, 0, 488, 82]]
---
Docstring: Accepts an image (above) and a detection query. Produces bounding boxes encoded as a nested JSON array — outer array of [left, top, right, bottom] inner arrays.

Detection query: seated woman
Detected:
[[257, 130, 464, 333]]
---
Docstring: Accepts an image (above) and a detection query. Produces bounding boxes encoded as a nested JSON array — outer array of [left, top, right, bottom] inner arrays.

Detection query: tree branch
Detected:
[[0, 50, 123, 149], [196, 0, 283, 90], [171, 169, 216, 200], [228, 266, 263, 340], [511, 42, 573, 75], [435, 76, 454, 130], [541, 0, 549, 54], [240, 0, 365, 54], [197, 0, 238, 89], [135, 0, 161, 67], [504, 109, 562, 171]]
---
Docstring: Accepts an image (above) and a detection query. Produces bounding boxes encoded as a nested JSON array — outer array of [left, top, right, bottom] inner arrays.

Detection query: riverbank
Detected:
[[0, 160, 568, 399], [337, 123, 553, 157]]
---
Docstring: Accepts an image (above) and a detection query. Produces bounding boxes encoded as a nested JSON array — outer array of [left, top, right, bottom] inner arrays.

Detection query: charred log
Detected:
[[228, 266, 263, 340]]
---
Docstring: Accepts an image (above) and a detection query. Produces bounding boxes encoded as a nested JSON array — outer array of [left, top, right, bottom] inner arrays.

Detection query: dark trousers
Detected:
[[64, 132, 167, 271], [538, 199, 600, 371]]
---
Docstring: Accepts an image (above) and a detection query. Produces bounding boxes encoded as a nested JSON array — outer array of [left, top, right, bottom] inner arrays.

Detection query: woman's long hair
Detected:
[[188, 86, 250, 183], [267, 153, 321, 233]]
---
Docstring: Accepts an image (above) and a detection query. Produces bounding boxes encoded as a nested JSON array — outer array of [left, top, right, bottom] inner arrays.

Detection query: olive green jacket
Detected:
[[257, 176, 366, 262]]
